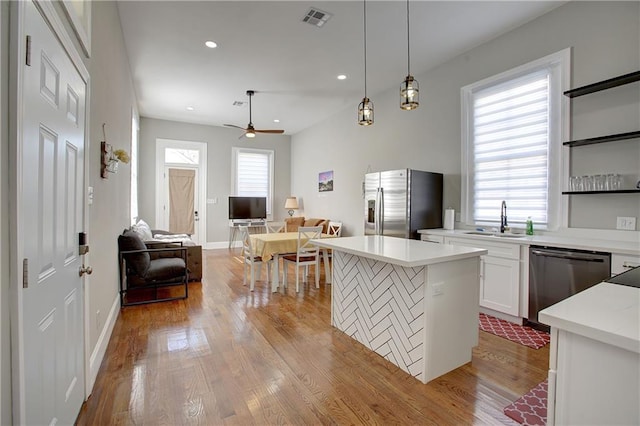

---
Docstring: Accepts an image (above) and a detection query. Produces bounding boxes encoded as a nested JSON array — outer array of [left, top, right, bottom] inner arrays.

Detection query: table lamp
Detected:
[[284, 197, 299, 217]]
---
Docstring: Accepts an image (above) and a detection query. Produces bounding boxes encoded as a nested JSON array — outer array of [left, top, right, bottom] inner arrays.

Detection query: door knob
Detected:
[[79, 265, 93, 277]]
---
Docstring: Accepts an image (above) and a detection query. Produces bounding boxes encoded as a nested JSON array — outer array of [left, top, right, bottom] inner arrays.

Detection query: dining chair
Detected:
[[282, 226, 322, 292], [240, 225, 271, 291], [265, 221, 286, 233], [327, 221, 343, 237]]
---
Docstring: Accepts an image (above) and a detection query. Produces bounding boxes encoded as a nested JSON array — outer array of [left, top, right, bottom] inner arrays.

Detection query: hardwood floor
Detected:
[[76, 249, 549, 425]]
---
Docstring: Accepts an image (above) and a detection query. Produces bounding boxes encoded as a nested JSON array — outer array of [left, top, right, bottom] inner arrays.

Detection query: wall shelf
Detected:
[[562, 190, 640, 195], [563, 70, 640, 98], [563, 130, 640, 147]]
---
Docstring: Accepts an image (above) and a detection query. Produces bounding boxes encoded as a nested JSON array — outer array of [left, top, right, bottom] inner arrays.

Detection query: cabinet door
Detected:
[[480, 256, 520, 316]]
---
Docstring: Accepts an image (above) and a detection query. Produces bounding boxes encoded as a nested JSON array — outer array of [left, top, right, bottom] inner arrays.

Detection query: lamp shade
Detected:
[[284, 197, 299, 210], [285, 197, 299, 217]]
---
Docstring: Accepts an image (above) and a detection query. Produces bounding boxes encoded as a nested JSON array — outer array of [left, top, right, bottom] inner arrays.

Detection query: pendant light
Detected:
[[358, 0, 373, 125], [400, 0, 419, 110]]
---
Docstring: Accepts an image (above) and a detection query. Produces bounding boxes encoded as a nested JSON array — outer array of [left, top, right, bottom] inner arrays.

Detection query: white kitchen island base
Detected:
[[539, 282, 640, 426], [317, 236, 486, 384]]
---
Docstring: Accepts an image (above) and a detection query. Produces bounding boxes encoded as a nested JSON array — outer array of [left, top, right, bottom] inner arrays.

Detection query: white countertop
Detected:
[[539, 282, 640, 354], [312, 235, 487, 268], [419, 229, 640, 256]]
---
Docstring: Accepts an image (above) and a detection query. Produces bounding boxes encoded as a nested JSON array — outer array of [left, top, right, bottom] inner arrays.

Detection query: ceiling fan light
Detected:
[[245, 130, 256, 138], [358, 97, 374, 126], [400, 75, 419, 110]]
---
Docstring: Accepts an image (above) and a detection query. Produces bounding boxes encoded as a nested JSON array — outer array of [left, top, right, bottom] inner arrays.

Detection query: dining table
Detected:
[[250, 231, 336, 292]]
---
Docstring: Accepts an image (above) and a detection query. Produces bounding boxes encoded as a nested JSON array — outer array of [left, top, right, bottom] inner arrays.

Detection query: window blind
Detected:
[[471, 70, 550, 226], [234, 148, 274, 214]]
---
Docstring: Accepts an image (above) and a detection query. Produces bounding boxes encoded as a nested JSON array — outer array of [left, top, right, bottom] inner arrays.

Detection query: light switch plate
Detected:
[[616, 216, 636, 230]]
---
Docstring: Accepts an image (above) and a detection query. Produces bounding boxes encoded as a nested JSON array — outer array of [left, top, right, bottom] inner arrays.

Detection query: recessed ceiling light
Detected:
[[205, 41, 217, 49], [337, 74, 347, 80], [273, 119, 280, 123], [186, 106, 195, 111]]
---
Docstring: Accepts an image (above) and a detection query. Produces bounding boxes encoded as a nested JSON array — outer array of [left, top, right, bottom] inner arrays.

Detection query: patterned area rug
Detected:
[[479, 313, 550, 349], [504, 380, 548, 426]]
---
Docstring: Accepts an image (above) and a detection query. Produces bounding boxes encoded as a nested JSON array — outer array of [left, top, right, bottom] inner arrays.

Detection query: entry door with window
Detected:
[[156, 139, 207, 244]]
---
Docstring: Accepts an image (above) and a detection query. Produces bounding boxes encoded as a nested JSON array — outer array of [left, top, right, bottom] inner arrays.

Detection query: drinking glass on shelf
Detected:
[[594, 174, 605, 191], [582, 175, 593, 191], [613, 174, 623, 190], [569, 176, 580, 192]]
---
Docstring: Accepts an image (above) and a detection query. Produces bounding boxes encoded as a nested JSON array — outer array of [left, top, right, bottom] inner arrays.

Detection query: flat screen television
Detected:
[[228, 196, 267, 220]]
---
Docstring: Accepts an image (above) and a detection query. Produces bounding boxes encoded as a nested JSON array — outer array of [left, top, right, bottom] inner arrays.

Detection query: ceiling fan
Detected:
[[224, 90, 284, 138]]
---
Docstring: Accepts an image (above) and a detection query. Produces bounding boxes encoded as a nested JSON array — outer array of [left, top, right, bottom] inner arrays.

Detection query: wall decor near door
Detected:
[[100, 141, 115, 178], [100, 123, 129, 178], [319, 170, 333, 192]]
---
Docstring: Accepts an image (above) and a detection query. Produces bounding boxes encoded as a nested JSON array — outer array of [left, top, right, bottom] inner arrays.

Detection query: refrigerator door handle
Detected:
[[378, 187, 384, 235]]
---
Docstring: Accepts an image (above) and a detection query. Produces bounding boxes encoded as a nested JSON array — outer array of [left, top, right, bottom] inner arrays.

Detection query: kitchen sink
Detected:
[[464, 231, 525, 238]]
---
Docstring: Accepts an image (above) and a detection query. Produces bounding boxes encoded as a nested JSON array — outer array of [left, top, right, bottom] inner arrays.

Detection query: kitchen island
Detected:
[[313, 235, 487, 383], [539, 280, 639, 425]]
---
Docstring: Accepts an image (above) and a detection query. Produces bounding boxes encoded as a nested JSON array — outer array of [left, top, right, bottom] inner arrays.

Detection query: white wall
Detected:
[[138, 118, 292, 245], [85, 0, 138, 388], [291, 1, 640, 236]]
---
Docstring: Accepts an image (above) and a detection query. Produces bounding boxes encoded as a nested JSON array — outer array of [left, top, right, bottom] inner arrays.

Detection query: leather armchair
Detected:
[[118, 230, 189, 306]]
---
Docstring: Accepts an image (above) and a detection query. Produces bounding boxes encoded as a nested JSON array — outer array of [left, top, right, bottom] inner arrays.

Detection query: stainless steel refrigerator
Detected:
[[364, 169, 443, 239]]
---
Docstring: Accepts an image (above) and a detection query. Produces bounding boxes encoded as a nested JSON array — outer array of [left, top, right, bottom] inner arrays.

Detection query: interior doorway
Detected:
[[155, 139, 207, 244]]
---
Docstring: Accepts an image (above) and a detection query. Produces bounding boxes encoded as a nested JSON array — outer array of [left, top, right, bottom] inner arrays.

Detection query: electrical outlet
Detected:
[[432, 282, 445, 296], [616, 216, 636, 230]]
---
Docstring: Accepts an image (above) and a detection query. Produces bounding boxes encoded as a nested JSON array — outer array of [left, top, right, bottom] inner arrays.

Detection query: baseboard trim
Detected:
[[87, 294, 119, 394], [206, 241, 240, 250]]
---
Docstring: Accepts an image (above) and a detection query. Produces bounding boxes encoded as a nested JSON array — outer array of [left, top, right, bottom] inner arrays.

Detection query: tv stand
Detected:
[[228, 219, 266, 249]]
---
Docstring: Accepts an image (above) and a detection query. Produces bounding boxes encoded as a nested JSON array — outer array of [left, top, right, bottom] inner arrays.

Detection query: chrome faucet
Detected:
[[500, 200, 508, 233]]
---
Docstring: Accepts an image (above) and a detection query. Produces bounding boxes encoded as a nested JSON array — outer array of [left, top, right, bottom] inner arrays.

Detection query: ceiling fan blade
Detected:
[[254, 129, 285, 134], [224, 124, 246, 130]]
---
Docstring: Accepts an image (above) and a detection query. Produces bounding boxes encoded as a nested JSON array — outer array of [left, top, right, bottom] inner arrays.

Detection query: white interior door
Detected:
[[19, 1, 87, 424], [156, 139, 207, 245]]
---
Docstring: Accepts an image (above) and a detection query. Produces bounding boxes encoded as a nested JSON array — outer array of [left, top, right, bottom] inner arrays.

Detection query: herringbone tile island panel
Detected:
[[76, 249, 549, 425], [333, 252, 426, 379]]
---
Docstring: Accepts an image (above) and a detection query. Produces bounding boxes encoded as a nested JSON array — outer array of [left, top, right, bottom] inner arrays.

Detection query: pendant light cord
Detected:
[[363, 0, 368, 98], [406, 0, 410, 75]]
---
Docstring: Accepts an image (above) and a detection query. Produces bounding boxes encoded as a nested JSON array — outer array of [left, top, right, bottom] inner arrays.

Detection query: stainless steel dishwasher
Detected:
[[528, 245, 611, 329]]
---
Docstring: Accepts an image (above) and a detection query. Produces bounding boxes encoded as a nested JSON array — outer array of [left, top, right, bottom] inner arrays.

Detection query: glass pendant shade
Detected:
[[358, 97, 374, 126], [400, 75, 419, 110]]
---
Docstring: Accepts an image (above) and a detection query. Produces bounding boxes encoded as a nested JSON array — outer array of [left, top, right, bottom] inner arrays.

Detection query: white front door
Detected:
[[19, 1, 87, 424], [155, 139, 207, 245], [164, 165, 199, 239]]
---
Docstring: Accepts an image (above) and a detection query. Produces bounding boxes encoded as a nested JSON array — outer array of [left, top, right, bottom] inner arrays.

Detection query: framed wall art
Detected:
[[319, 170, 333, 192]]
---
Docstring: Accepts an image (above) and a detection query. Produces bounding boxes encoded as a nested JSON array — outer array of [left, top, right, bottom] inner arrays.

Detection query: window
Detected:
[[165, 148, 199, 164], [232, 147, 274, 215], [130, 112, 139, 225], [461, 49, 569, 230]]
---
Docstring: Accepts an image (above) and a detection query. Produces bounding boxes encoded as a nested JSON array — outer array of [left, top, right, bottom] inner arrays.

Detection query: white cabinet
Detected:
[[611, 253, 640, 275], [444, 236, 521, 317]]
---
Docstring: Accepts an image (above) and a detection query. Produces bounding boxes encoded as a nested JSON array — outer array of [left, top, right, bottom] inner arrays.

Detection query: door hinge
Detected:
[[25, 35, 32, 66], [23, 258, 29, 288]]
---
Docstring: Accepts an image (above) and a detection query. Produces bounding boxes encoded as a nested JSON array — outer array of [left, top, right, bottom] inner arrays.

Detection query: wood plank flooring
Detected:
[[76, 248, 549, 425]]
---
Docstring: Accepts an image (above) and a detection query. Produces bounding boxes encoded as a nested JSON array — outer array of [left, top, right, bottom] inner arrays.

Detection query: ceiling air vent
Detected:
[[302, 7, 332, 28]]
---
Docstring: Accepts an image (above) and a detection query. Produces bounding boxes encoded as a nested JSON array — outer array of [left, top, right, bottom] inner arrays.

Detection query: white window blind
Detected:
[[233, 148, 274, 214], [472, 71, 550, 226], [462, 49, 569, 231]]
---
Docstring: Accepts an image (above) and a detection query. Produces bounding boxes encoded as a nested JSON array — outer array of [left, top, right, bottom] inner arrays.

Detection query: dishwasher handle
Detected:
[[531, 249, 607, 262]]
